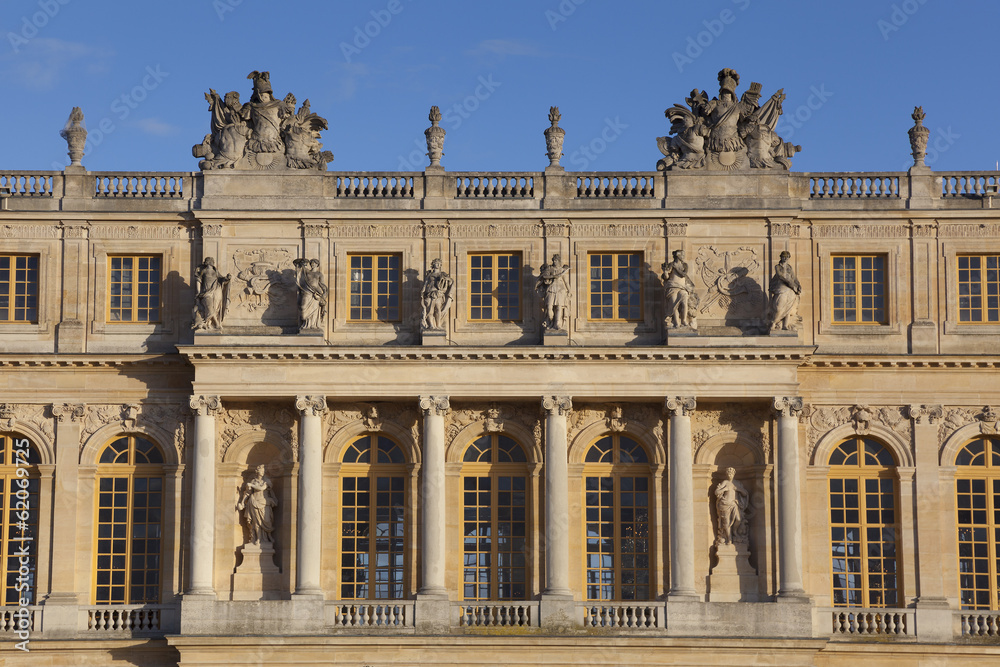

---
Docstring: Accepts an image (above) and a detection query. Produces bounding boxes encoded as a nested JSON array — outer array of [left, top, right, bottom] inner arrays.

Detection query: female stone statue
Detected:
[[714, 467, 749, 546], [661, 249, 699, 329], [192, 257, 231, 331], [237, 464, 278, 545], [767, 251, 802, 331], [294, 258, 328, 331]]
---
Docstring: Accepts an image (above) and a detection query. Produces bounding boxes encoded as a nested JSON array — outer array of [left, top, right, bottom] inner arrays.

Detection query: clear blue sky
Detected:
[[2, 0, 996, 174]]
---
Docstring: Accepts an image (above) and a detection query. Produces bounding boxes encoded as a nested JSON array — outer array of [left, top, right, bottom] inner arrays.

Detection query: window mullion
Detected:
[[124, 472, 134, 603]]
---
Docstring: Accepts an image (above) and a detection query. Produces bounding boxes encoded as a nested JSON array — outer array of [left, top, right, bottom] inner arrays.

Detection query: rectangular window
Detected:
[[469, 253, 521, 321], [340, 475, 405, 600], [832, 255, 887, 324], [0, 254, 39, 323], [94, 476, 162, 604], [1, 475, 39, 604], [958, 254, 1000, 323], [349, 254, 401, 322], [585, 475, 650, 601], [589, 253, 642, 321], [108, 256, 161, 323], [462, 475, 527, 601], [829, 476, 898, 607]]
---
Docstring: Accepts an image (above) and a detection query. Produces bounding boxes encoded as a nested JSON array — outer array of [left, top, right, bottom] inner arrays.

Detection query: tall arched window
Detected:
[[828, 437, 899, 608], [955, 436, 1000, 609], [94, 435, 164, 605], [461, 434, 529, 601], [583, 434, 651, 601], [1, 434, 40, 605], [340, 434, 407, 600]]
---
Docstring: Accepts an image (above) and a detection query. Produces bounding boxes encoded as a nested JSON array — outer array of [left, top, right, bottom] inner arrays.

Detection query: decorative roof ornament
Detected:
[[192, 71, 333, 171], [425, 106, 445, 168], [544, 106, 565, 168], [657, 68, 800, 172], [60, 107, 87, 167], [908, 106, 929, 168]]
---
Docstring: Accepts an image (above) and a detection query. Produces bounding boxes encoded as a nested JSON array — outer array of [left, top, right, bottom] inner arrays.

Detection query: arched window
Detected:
[[955, 436, 1000, 609], [828, 437, 899, 608], [340, 434, 407, 600], [1, 434, 40, 605], [583, 434, 651, 601], [461, 434, 529, 601], [94, 435, 164, 604]]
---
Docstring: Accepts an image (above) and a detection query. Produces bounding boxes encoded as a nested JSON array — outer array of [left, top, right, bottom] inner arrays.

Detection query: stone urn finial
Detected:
[[908, 106, 929, 168], [544, 106, 565, 167], [60, 107, 87, 167], [425, 106, 445, 168]]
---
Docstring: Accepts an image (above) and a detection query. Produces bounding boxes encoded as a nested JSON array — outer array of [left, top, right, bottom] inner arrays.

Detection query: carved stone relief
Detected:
[[445, 403, 540, 450], [324, 403, 420, 454], [0, 404, 54, 443], [812, 224, 907, 239], [90, 224, 181, 240], [220, 403, 297, 463], [938, 406, 1000, 448], [692, 404, 770, 461], [804, 404, 911, 462], [0, 224, 63, 239], [229, 248, 297, 325], [568, 403, 663, 450], [695, 246, 766, 323]]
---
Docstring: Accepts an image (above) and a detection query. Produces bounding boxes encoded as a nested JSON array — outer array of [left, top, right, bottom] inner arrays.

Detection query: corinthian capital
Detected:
[[418, 395, 450, 416], [52, 403, 87, 422], [189, 395, 222, 417], [541, 396, 572, 416], [295, 395, 328, 417], [773, 396, 804, 418], [665, 396, 696, 417]]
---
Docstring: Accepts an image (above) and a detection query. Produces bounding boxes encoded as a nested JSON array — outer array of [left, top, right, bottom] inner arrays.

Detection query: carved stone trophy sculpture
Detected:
[[657, 68, 800, 172], [909, 106, 930, 168], [536, 254, 571, 332], [767, 251, 802, 333], [293, 258, 328, 332], [192, 257, 232, 331], [193, 71, 333, 171], [425, 106, 445, 168], [708, 466, 758, 601], [421, 258, 455, 331], [544, 106, 566, 168], [661, 249, 699, 330], [237, 464, 278, 545], [60, 107, 87, 167]]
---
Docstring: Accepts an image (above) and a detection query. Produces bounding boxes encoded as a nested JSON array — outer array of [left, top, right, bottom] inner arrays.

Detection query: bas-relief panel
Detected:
[[0, 224, 60, 239], [220, 403, 297, 463], [0, 404, 53, 443], [323, 402, 421, 451], [228, 248, 298, 327], [693, 246, 766, 326], [692, 404, 770, 462], [803, 404, 911, 462], [76, 402, 187, 458], [567, 403, 663, 450], [447, 402, 542, 452], [938, 406, 1000, 448]]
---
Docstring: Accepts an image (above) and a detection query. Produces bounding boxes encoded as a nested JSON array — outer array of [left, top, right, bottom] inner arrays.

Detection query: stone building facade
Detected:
[[2, 96, 1000, 665]]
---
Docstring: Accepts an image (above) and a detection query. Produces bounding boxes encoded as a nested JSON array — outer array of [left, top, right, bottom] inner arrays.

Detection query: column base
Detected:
[[667, 590, 700, 602], [36, 602, 79, 638], [775, 590, 811, 603], [42, 592, 79, 605], [415, 587, 449, 599], [291, 589, 324, 599], [539, 595, 578, 631], [915, 596, 951, 609], [915, 605, 956, 642], [414, 596, 452, 633], [183, 590, 217, 600]]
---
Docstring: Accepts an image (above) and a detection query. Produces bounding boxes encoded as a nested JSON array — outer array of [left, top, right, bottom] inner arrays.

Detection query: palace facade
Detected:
[[2, 106, 1000, 665]]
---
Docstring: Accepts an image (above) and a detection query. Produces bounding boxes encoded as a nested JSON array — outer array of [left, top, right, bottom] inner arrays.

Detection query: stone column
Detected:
[[294, 395, 326, 597], [666, 397, 698, 599], [650, 463, 667, 599], [188, 395, 221, 597], [417, 395, 449, 597], [541, 396, 573, 597], [45, 404, 85, 605], [773, 396, 808, 600]]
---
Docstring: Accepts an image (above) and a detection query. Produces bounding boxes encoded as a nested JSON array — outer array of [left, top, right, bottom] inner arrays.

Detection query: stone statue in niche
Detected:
[[661, 249, 699, 329], [237, 464, 278, 546], [767, 251, 802, 332], [293, 258, 328, 331], [421, 258, 455, 331], [192, 71, 333, 171], [192, 257, 232, 331], [537, 254, 571, 331], [657, 68, 800, 172], [714, 467, 750, 547]]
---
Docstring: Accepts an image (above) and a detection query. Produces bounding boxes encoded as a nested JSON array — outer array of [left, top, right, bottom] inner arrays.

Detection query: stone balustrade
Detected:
[[0, 606, 37, 632], [959, 611, 1000, 637], [83, 604, 176, 634], [457, 602, 539, 628], [581, 602, 663, 630], [827, 608, 913, 638], [940, 172, 1000, 198], [576, 173, 656, 198], [454, 173, 536, 198], [808, 173, 901, 199], [335, 173, 416, 198], [1, 172, 55, 197], [328, 602, 414, 628], [93, 172, 187, 198]]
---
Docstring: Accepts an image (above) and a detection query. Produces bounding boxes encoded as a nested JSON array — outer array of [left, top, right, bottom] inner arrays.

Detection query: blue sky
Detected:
[[2, 0, 996, 174]]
